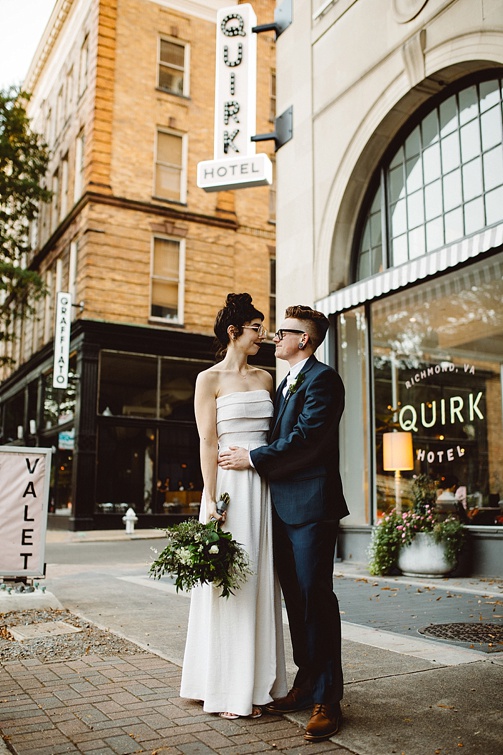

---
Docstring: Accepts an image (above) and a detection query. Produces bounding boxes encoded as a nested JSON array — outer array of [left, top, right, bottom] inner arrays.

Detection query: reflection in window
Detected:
[[159, 358, 199, 420], [371, 254, 503, 525], [99, 351, 209, 419], [96, 423, 202, 515], [99, 352, 157, 418], [357, 76, 503, 279]]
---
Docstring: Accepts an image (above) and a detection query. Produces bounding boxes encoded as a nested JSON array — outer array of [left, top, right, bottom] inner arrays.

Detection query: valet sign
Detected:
[[53, 291, 72, 389], [0, 447, 51, 577], [197, 4, 273, 191]]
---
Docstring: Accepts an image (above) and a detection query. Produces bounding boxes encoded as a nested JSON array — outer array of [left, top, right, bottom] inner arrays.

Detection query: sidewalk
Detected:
[[1, 530, 502, 755]]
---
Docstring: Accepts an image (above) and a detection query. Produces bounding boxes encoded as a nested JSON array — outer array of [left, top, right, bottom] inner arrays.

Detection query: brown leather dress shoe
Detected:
[[304, 702, 342, 741], [264, 686, 313, 714]]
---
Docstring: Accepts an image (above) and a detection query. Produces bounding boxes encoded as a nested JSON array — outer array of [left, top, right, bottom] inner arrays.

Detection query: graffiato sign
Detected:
[[53, 291, 72, 389], [0, 446, 51, 577], [197, 4, 272, 191]]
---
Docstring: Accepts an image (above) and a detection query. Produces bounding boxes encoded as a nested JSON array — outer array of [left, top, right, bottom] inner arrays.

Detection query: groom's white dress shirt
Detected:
[[282, 357, 309, 396]]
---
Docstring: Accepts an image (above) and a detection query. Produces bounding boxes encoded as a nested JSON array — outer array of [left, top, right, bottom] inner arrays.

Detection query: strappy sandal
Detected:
[[218, 706, 262, 720]]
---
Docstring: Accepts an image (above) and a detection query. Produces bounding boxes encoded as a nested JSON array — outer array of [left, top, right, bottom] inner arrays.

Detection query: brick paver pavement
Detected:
[[0, 653, 352, 755]]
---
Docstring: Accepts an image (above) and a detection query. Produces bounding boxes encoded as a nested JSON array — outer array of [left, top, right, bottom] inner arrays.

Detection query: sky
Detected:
[[0, 0, 56, 90]]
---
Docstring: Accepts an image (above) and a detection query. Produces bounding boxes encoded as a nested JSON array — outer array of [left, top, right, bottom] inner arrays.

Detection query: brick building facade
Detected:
[[0, 0, 277, 530]]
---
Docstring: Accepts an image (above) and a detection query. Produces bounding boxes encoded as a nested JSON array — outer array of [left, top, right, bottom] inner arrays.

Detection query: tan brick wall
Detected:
[[9, 0, 278, 379]]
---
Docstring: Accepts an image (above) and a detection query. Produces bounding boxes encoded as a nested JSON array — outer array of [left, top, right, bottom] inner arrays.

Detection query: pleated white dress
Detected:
[[180, 390, 287, 715]]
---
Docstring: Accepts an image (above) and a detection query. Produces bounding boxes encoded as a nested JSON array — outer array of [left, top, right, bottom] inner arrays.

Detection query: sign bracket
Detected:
[[251, 106, 293, 151], [252, 0, 292, 38]]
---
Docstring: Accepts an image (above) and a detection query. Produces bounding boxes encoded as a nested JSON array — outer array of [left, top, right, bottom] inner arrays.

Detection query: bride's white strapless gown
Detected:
[[180, 390, 287, 715]]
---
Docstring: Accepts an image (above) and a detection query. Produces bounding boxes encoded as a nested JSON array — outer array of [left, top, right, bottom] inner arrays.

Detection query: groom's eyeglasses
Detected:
[[274, 329, 305, 341], [242, 324, 268, 337]]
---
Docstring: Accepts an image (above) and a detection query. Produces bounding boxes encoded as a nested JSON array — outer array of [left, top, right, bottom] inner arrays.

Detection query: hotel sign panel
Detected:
[[197, 4, 272, 192]]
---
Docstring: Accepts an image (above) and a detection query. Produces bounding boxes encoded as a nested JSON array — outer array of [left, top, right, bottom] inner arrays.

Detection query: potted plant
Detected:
[[368, 477, 465, 577]]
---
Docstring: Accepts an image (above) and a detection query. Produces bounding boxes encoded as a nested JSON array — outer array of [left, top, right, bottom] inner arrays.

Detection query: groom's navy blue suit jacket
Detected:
[[250, 355, 349, 526]]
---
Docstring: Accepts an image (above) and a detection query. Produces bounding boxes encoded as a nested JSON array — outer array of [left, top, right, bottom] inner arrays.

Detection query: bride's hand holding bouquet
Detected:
[[149, 493, 251, 599]]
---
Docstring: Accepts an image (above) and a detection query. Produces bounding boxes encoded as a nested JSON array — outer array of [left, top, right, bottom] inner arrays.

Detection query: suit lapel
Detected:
[[271, 357, 317, 438]]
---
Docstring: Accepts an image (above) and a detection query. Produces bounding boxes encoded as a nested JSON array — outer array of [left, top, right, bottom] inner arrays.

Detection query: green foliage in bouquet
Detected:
[[149, 494, 251, 598]]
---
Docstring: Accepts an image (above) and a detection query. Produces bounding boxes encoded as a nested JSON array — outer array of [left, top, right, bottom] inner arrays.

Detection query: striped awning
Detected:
[[316, 222, 503, 316]]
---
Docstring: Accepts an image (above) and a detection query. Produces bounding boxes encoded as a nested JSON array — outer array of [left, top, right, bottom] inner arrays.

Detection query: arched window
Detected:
[[356, 75, 503, 281]]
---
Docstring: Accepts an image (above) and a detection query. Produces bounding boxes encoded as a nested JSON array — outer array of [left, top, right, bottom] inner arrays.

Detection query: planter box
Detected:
[[398, 532, 455, 577]]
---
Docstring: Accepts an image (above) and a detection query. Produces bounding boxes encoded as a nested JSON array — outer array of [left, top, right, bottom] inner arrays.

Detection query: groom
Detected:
[[219, 304, 349, 741]]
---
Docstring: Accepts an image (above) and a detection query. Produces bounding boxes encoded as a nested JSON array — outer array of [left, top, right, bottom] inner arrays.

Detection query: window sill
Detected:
[[156, 87, 190, 101], [148, 317, 185, 328], [152, 196, 187, 207]]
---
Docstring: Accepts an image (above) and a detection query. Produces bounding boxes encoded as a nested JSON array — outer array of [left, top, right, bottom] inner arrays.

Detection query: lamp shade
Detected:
[[383, 431, 414, 471]]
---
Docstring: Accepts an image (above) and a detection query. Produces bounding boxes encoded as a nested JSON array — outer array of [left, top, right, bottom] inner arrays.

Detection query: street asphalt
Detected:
[[0, 529, 502, 754]]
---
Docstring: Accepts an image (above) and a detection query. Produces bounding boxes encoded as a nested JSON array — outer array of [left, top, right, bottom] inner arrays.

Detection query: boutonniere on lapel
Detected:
[[287, 372, 306, 397]]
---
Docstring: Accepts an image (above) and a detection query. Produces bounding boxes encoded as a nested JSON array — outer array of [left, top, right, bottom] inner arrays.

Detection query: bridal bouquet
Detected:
[[149, 493, 251, 598]]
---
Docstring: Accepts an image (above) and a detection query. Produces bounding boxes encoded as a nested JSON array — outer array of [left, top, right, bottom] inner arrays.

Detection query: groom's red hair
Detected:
[[284, 305, 330, 350]]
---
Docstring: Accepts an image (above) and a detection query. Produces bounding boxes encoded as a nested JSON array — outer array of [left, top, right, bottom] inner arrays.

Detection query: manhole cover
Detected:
[[8, 621, 83, 641], [419, 622, 503, 645]]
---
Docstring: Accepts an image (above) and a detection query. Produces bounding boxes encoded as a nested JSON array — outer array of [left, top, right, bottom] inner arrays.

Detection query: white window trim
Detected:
[[154, 128, 188, 204], [74, 129, 85, 202], [69, 240, 78, 320], [78, 35, 89, 98], [157, 36, 190, 97], [149, 235, 185, 325]]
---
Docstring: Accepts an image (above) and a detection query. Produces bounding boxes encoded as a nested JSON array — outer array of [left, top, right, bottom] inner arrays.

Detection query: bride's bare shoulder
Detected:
[[195, 365, 224, 392]]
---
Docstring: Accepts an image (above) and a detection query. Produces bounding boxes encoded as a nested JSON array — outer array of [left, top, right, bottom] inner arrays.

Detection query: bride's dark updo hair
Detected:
[[214, 293, 264, 357]]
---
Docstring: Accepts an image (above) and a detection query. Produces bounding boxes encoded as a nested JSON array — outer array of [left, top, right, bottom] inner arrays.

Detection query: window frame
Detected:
[[154, 128, 188, 204], [157, 36, 190, 98], [149, 235, 185, 326], [353, 70, 503, 283]]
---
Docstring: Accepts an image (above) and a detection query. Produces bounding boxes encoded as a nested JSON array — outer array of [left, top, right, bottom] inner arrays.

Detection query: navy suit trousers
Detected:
[[272, 509, 343, 703]]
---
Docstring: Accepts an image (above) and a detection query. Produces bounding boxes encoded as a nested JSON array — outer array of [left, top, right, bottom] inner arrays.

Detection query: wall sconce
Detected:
[[383, 431, 414, 513]]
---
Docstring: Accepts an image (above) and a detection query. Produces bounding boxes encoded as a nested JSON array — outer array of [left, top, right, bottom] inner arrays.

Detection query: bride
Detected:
[[180, 293, 287, 719]]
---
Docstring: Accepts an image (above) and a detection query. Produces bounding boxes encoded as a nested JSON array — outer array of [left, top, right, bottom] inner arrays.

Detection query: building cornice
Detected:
[[24, 0, 76, 93]]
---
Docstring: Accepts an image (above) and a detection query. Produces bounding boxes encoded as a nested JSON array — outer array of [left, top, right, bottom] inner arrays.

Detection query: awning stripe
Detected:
[[317, 222, 503, 315]]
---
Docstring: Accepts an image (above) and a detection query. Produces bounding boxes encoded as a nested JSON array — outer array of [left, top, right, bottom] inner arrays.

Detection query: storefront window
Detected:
[[372, 253, 503, 525], [96, 423, 202, 515], [337, 307, 370, 525], [99, 351, 209, 420], [2, 391, 25, 442], [160, 358, 200, 420], [99, 351, 157, 417], [97, 351, 209, 515]]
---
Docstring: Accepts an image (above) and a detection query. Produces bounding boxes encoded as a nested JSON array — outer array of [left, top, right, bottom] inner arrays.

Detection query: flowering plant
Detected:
[[288, 372, 305, 396], [149, 494, 251, 598], [368, 506, 465, 576]]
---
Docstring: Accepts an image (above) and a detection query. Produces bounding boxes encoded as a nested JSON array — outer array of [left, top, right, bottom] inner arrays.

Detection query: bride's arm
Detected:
[[194, 372, 222, 523]]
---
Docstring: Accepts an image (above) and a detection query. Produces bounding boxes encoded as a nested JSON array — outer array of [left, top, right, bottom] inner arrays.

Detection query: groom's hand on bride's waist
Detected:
[[218, 446, 251, 470]]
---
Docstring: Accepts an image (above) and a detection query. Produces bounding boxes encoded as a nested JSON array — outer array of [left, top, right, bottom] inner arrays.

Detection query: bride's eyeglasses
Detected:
[[242, 324, 268, 337]]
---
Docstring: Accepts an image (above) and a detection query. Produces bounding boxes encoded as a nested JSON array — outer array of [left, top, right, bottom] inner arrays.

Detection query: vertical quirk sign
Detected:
[[53, 291, 72, 389], [197, 4, 272, 191], [0, 447, 51, 577]]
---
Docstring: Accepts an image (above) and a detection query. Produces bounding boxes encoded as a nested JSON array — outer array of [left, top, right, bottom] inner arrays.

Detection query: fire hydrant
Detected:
[[122, 507, 138, 535]]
